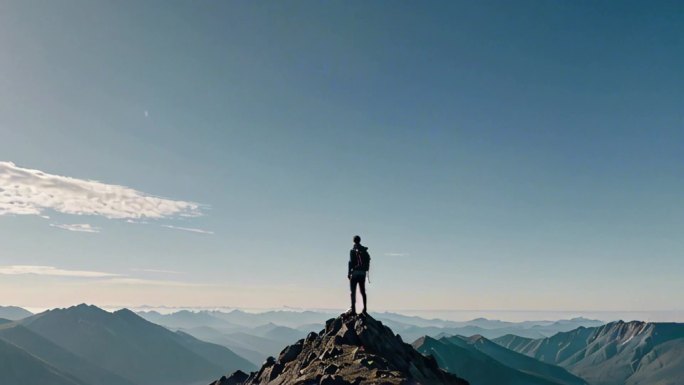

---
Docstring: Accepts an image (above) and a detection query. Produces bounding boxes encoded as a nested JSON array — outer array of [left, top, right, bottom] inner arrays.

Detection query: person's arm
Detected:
[[348, 250, 353, 278]]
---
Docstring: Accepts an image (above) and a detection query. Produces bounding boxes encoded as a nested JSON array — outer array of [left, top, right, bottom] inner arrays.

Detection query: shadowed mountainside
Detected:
[[0, 322, 134, 385], [19, 304, 255, 385], [0, 337, 87, 385]]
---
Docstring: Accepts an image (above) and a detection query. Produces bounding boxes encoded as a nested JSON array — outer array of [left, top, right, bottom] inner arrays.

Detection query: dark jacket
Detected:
[[348, 243, 370, 276]]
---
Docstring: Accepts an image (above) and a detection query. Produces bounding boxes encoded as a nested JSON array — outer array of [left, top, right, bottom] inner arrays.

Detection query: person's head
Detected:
[[353, 235, 361, 244]]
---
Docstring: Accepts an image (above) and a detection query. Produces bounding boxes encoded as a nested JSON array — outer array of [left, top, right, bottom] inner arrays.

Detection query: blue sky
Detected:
[[0, 1, 682, 316]]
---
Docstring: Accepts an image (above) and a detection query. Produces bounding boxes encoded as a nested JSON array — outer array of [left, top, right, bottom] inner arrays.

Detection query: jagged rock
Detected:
[[210, 370, 249, 385], [319, 374, 351, 385], [212, 313, 469, 385], [279, 340, 304, 364], [303, 351, 318, 366], [321, 346, 342, 360]]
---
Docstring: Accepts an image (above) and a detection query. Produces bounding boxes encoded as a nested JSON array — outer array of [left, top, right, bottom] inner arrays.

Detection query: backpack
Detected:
[[354, 247, 371, 272]]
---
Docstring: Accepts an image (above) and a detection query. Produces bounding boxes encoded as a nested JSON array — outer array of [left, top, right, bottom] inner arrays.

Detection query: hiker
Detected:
[[348, 235, 371, 315]]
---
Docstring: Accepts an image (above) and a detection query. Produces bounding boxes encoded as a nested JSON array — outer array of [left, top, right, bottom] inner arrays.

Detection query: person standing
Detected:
[[348, 235, 370, 315]]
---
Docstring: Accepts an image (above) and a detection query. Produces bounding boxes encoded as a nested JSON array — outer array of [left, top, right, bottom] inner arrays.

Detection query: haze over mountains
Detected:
[[0, 306, 34, 320], [137, 308, 605, 366], [1, 305, 683, 385]]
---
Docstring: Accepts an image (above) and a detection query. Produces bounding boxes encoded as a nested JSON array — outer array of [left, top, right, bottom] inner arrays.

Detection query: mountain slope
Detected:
[[0, 306, 33, 320], [443, 335, 586, 385], [251, 322, 308, 345], [139, 311, 307, 366], [626, 337, 684, 385], [173, 329, 256, 370], [214, 313, 469, 385], [493, 321, 684, 385], [0, 338, 88, 385], [0, 323, 134, 385], [20, 304, 255, 385], [494, 327, 596, 365], [179, 325, 266, 366], [414, 336, 572, 385], [222, 331, 290, 360]]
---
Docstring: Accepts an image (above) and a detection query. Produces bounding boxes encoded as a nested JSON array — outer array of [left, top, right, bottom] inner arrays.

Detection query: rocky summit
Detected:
[[212, 312, 469, 385]]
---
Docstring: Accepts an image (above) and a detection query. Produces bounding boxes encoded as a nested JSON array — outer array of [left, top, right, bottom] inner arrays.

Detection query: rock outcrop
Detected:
[[212, 312, 469, 385]]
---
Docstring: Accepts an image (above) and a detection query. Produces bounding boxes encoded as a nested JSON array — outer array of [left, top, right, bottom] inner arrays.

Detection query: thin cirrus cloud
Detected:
[[0, 265, 204, 288], [0, 265, 195, 287], [0, 265, 119, 278], [50, 223, 101, 233], [0, 161, 204, 220], [94, 277, 212, 287], [384, 252, 410, 257], [131, 268, 184, 274], [161, 224, 214, 235]]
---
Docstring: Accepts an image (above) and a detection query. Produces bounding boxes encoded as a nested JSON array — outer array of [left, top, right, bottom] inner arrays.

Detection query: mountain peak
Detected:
[[69, 303, 105, 313], [466, 334, 485, 344], [216, 312, 469, 385]]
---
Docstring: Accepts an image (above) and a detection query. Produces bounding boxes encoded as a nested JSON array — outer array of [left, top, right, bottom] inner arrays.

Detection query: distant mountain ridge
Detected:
[[137, 308, 605, 363], [0, 306, 33, 321], [494, 320, 684, 385], [413, 335, 587, 385], [0, 304, 255, 385]]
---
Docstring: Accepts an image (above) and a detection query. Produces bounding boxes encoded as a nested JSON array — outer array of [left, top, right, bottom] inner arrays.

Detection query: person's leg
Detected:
[[350, 276, 358, 313], [359, 276, 367, 314]]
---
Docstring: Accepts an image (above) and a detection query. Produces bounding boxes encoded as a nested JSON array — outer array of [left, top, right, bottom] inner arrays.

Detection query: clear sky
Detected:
[[0, 1, 682, 317]]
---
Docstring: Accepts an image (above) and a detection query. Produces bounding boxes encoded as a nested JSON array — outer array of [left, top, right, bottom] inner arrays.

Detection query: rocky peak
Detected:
[[214, 312, 469, 385]]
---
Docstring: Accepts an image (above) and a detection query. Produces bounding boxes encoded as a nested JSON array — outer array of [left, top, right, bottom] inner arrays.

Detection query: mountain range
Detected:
[[494, 321, 684, 385], [0, 304, 255, 385], [1, 305, 683, 385], [136, 309, 604, 366], [413, 335, 587, 385]]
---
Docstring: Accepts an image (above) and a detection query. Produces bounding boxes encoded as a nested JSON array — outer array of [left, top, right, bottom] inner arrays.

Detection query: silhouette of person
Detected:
[[348, 235, 370, 315]]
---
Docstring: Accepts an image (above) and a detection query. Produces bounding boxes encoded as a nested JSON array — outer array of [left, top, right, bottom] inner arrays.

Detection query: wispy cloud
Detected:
[[161, 224, 214, 235], [126, 219, 149, 224], [0, 265, 119, 278], [50, 223, 101, 233], [0, 265, 209, 289], [93, 277, 213, 287], [384, 252, 410, 257], [131, 268, 183, 274], [0, 161, 204, 220]]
